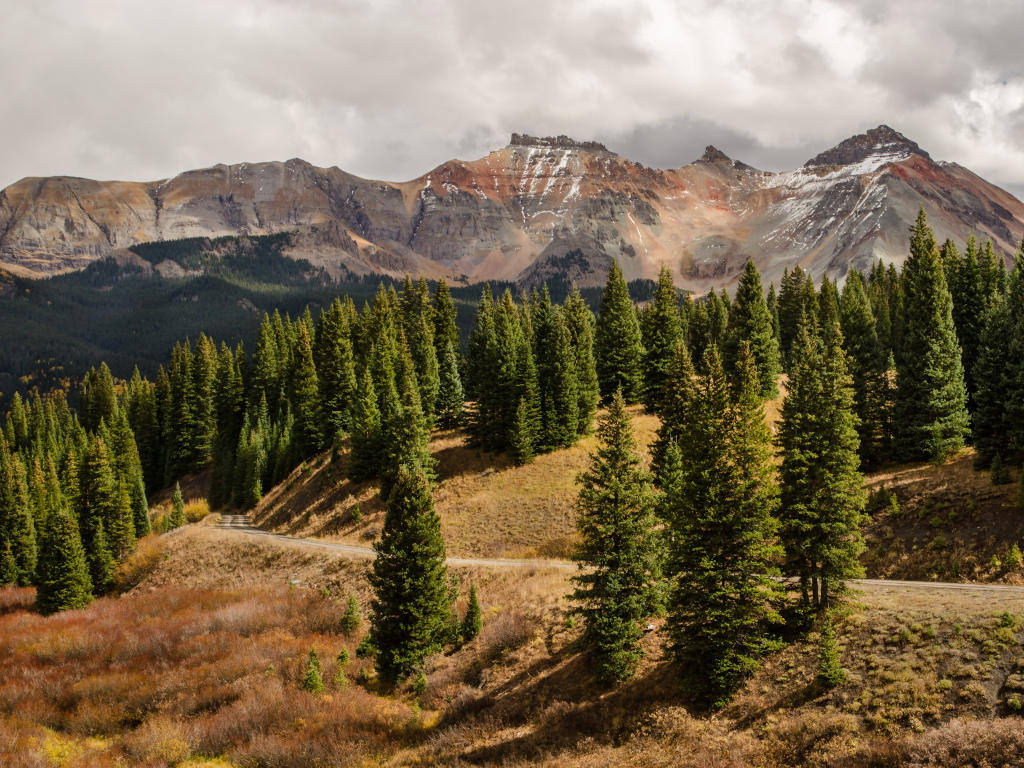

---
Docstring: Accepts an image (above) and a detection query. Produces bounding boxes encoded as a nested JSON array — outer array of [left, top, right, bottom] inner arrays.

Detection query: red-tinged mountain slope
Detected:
[[1, 126, 1021, 289]]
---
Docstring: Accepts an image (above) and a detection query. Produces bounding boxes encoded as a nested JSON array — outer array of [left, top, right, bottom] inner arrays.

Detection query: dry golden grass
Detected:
[[254, 406, 659, 559]]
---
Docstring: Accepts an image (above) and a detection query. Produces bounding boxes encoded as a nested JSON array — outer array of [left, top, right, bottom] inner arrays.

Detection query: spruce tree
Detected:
[[432, 278, 460, 360], [894, 209, 970, 462], [191, 334, 218, 462], [88, 519, 114, 594], [169, 483, 185, 529], [840, 271, 889, 467], [109, 482, 136, 558], [0, 542, 17, 585], [380, 344, 435, 499], [705, 290, 729, 362], [815, 614, 845, 688], [316, 301, 358, 443], [971, 297, 1013, 466], [572, 390, 659, 686], [766, 282, 782, 353], [777, 266, 817, 370], [402, 277, 441, 421], [79, 363, 118, 433], [594, 261, 645, 403], [209, 343, 243, 507], [533, 288, 579, 449], [368, 464, 451, 683], [1003, 246, 1024, 462], [130, 475, 151, 538], [640, 265, 682, 413], [348, 366, 383, 481], [564, 288, 600, 433], [663, 346, 783, 709], [723, 260, 781, 398], [687, 298, 710, 364], [340, 594, 362, 635], [947, 238, 987, 410], [166, 340, 206, 480], [5, 392, 28, 450], [76, 436, 120, 589], [510, 398, 535, 465], [460, 583, 482, 643], [650, 343, 697, 478], [435, 340, 464, 429], [289, 322, 324, 458], [0, 449, 36, 586], [817, 275, 840, 333], [302, 648, 325, 694], [35, 509, 93, 614], [463, 286, 499, 448], [778, 320, 866, 611]]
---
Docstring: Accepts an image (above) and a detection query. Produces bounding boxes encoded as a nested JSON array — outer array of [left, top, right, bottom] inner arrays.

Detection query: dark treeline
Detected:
[[0, 378, 150, 614]]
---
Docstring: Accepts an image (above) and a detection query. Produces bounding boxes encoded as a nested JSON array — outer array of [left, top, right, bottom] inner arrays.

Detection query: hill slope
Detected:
[[3, 126, 1022, 290]]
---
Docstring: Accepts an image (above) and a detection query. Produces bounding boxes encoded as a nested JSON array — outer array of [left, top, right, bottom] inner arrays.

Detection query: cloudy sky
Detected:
[[3, 0, 1023, 198]]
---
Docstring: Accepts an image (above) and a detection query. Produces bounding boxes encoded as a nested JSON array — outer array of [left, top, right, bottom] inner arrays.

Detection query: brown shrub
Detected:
[[761, 711, 860, 768], [0, 716, 48, 768], [904, 717, 1024, 767], [121, 716, 191, 765], [478, 611, 537, 661], [0, 586, 35, 616]]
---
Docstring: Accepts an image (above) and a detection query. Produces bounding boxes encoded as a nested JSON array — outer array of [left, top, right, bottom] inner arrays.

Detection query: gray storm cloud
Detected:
[[2, 0, 1022, 200]]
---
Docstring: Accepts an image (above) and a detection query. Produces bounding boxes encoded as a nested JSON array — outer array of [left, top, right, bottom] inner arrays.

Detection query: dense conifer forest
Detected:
[[2, 209, 1023, 704]]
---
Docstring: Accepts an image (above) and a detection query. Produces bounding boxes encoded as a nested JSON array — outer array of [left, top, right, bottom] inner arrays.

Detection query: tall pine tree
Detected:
[[571, 390, 660, 685], [778, 320, 866, 611], [35, 509, 93, 614], [640, 265, 683, 413], [894, 209, 970, 462], [662, 345, 783, 709], [723, 260, 781, 398], [368, 464, 451, 683], [594, 261, 645, 403]]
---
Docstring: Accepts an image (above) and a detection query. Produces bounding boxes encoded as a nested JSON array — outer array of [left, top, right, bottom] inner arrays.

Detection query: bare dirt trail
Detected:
[[213, 515, 1024, 596]]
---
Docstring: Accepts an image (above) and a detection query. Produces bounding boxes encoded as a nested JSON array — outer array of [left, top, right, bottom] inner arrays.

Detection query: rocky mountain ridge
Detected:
[[1, 125, 1022, 290]]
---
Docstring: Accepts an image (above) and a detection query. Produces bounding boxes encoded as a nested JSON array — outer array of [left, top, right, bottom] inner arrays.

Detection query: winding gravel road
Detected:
[[215, 514, 1024, 595]]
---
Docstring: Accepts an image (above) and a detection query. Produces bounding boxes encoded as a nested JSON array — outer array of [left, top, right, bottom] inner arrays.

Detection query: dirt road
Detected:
[[215, 514, 1024, 595]]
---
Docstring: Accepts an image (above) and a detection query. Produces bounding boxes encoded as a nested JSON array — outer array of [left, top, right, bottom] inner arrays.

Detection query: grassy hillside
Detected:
[[3, 523, 1024, 767], [255, 406, 661, 559], [864, 453, 1024, 583], [254, 405, 1024, 584]]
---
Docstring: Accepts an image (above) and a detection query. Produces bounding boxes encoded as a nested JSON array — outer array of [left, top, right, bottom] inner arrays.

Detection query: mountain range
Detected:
[[1, 125, 1022, 290]]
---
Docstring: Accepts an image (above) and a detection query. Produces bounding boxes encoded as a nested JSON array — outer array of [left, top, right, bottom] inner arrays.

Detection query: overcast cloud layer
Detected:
[[3, 0, 1023, 199]]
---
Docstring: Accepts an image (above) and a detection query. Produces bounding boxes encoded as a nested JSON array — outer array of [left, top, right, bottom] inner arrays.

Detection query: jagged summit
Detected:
[[694, 145, 757, 172], [508, 133, 611, 153], [804, 125, 929, 168], [698, 145, 731, 163]]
